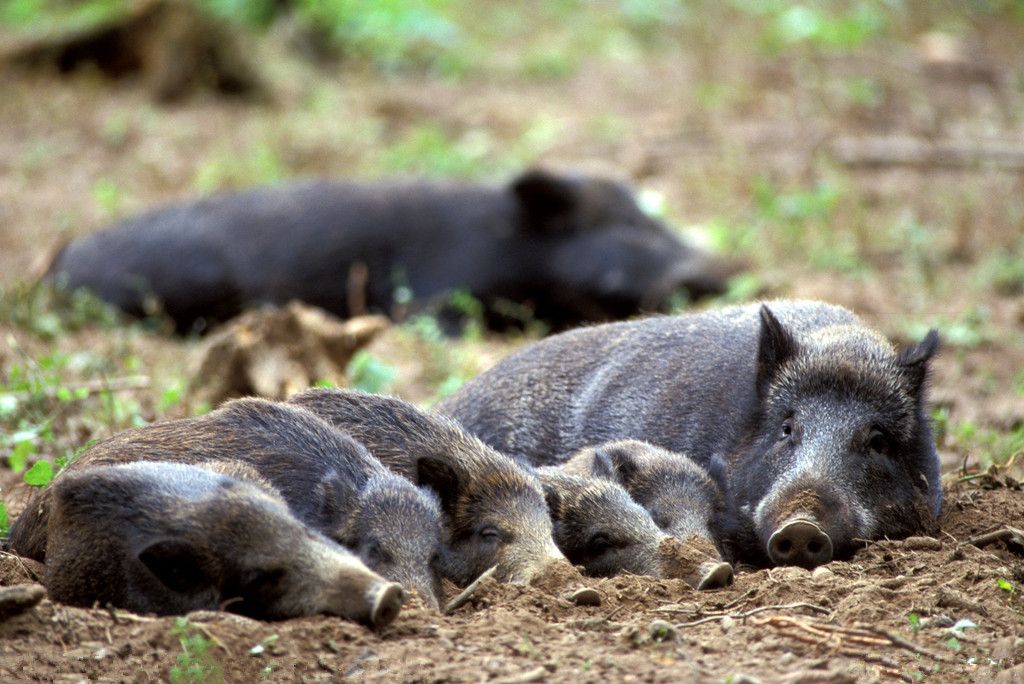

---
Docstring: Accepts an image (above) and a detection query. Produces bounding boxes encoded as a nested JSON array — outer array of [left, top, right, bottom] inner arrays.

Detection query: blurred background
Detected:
[[1, 0, 1023, 509]]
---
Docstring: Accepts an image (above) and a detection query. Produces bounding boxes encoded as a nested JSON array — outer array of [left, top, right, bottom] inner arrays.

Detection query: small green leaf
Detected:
[[24, 460, 54, 487], [997, 578, 1014, 593], [0, 501, 9, 537], [8, 439, 35, 473], [945, 636, 961, 651], [907, 612, 921, 632]]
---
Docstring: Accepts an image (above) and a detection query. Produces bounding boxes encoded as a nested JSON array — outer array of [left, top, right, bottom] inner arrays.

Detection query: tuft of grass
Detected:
[[346, 351, 398, 395], [170, 618, 223, 684], [193, 143, 287, 195]]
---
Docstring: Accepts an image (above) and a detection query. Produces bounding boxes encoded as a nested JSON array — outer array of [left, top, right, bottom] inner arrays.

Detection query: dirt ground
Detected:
[[1, 480, 1022, 683], [1, 3, 1023, 682]]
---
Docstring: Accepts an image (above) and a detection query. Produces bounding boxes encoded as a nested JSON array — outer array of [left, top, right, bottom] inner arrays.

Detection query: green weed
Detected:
[[170, 618, 223, 684], [0, 501, 9, 537], [193, 143, 287, 195], [346, 351, 398, 395]]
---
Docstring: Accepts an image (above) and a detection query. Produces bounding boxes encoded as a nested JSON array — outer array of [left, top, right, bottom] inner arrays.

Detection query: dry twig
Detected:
[[445, 565, 498, 614], [673, 602, 831, 628]]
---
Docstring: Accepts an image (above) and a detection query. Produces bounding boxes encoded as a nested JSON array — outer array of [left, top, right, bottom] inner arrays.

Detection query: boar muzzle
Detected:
[[767, 517, 833, 568]]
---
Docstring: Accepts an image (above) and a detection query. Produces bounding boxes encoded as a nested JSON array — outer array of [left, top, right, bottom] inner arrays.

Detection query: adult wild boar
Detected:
[[9, 398, 444, 609], [45, 170, 732, 333], [288, 388, 565, 587], [45, 461, 403, 626], [439, 300, 942, 568]]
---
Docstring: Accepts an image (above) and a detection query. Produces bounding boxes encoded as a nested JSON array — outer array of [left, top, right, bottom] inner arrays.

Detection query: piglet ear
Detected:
[[139, 538, 212, 596], [898, 329, 939, 396], [511, 169, 577, 228], [591, 445, 639, 487], [756, 305, 799, 398], [415, 457, 461, 517]]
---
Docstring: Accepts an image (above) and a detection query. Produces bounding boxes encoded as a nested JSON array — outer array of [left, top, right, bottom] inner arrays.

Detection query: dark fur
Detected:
[[9, 398, 443, 608], [44, 461, 401, 625], [288, 388, 563, 586], [535, 467, 668, 577], [45, 170, 731, 333], [438, 300, 942, 566], [563, 440, 730, 557]]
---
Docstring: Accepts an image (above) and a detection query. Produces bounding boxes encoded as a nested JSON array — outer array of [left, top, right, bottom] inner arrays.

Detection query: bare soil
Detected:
[[2, 5, 1024, 682], [0, 481, 1021, 682]]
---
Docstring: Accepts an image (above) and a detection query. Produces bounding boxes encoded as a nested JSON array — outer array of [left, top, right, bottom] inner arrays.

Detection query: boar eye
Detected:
[[478, 526, 501, 543], [365, 540, 385, 565], [867, 429, 889, 456], [779, 418, 794, 441], [588, 533, 613, 554]]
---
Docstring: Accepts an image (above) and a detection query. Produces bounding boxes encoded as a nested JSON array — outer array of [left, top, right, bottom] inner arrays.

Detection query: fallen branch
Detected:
[[830, 135, 1024, 172], [445, 565, 498, 614], [964, 527, 1024, 549], [853, 623, 955, 664], [673, 602, 831, 628]]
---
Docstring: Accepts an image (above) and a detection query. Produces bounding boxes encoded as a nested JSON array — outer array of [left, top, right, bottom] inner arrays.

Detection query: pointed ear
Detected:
[[898, 329, 939, 396], [756, 305, 799, 398], [138, 539, 212, 595], [592, 445, 639, 487], [415, 457, 462, 517], [511, 169, 577, 229], [315, 472, 359, 536]]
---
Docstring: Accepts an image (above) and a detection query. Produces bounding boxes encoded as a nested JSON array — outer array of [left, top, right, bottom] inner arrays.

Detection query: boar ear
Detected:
[[898, 329, 939, 395], [511, 169, 577, 228], [415, 457, 461, 516], [756, 305, 799, 397], [592, 446, 639, 486], [139, 538, 213, 595]]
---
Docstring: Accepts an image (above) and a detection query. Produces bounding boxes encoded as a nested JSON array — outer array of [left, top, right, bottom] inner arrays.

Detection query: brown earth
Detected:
[[2, 4, 1024, 683], [0, 481, 1021, 683]]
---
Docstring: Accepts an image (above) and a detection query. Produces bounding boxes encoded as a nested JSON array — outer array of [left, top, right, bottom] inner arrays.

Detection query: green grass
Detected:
[[170, 618, 222, 684]]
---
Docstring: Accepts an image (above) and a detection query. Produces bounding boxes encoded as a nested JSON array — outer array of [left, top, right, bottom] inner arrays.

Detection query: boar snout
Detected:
[[767, 518, 833, 568], [368, 581, 404, 628]]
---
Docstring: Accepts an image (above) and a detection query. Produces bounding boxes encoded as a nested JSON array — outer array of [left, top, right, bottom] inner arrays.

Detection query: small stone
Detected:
[[903, 536, 942, 551], [568, 587, 602, 607], [811, 566, 834, 579], [730, 675, 762, 684], [648, 619, 676, 642], [779, 652, 796, 666], [720, 616, 735, 633]]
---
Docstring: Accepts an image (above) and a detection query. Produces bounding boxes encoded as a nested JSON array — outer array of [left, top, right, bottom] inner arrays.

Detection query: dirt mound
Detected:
[[1, 482, 1020, 682], [190, 304, 389, 405]]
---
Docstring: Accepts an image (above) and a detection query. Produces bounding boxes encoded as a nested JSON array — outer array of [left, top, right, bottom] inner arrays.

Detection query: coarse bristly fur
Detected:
[[563, 439, 730, 556], [437, 299, 942, 567], [289, 388, 564, 586], [43, 461, 402, 626], [534, 466, 668, 578], [9, 397, 444, 608]]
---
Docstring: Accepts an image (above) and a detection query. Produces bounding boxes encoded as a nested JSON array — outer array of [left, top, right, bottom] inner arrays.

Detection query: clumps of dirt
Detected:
[[773, 489, 825, 524], [658, 534, 730, 588], [190, 304, 389, 405], [0, 552, 42, 586], [0, 0, 265, 102], [1, 484, 1022, 682]]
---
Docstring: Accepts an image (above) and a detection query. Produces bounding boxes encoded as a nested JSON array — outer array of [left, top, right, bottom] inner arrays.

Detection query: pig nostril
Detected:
[[768, 519, 834, 568]]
